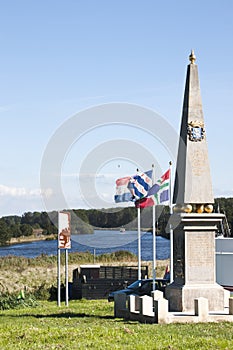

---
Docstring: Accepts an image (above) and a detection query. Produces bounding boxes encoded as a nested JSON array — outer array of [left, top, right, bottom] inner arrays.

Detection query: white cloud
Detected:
[[0, 184, 53, 198], [0, 184, 27, 197]]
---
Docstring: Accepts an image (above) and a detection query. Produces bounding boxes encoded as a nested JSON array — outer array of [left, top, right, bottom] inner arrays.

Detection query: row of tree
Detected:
[[0, 197, 232, 246], [0, 212, 57, 246]]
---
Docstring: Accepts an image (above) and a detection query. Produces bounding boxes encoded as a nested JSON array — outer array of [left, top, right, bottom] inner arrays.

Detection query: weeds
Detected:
[[0, 291, 38, 310], [0, 251, 168, 311], [0, 250, 139, 270]]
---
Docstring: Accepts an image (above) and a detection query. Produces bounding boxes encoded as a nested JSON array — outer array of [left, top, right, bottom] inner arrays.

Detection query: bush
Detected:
[[97, 250, 137, 262], [0, 291, 38, 310], [33, 283, 50, 301]]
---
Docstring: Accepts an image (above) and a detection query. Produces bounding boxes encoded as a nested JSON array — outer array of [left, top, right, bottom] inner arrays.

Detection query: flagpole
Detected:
[[57, 247, 61, 307], [169, 161, 173, 283], [65, 248, 69, 307], [152, 164, 156, 291], [116, 168, 153, 282], [137, 206, 141, 280], [135, 167, 142, 281]]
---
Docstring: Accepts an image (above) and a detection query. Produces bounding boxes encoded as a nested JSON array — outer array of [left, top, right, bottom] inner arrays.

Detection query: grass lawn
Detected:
[[1, 300, 233, 350]]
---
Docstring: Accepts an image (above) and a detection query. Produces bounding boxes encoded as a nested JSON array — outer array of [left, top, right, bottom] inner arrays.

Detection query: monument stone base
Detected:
[[166, 283, 225, 312], [165, 213, 225, 312]]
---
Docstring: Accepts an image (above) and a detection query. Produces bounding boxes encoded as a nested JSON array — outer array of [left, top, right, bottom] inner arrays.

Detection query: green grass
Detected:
[[0, 251, 139, 270], [0, 300, 233, 349], [1, 251, 231, 349]]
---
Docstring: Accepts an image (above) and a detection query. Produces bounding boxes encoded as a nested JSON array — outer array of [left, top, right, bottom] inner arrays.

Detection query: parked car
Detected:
[[108, 278, 169, 302]]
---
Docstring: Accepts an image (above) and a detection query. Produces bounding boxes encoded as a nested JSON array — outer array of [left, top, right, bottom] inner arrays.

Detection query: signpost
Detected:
[[58, 211, 71, 307]]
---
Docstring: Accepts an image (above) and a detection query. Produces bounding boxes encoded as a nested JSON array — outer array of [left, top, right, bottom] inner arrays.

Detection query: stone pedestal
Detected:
[[165, 213, 225, 312]]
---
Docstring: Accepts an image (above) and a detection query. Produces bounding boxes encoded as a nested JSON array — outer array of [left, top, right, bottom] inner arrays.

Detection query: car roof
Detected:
[[139, 278, 168, 282]]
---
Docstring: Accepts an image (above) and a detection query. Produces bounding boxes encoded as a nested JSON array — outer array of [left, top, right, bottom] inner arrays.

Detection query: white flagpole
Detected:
[[57, 248, 61, 306], [152, 164, 156, 291], [169, 161, 173, 283], [135, 168, 142, 281], [65, 249, 69, 307], [57, 211, 61, 307], [137, 206, 141, 280], [152, 206, 156, 290]]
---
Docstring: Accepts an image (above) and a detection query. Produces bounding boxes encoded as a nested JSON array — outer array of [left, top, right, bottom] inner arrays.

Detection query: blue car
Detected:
[[108, 278, 168, 302]]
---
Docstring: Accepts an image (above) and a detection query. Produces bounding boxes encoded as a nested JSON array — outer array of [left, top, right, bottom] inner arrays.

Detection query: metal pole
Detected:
[[169, 161, 174, 283], [170, 226, 173, 283], [57, 248, 61, 307], [152, 204, 156, 290], [137, 207, 141, 280], [65, 249, 69, 307], [152, 164, 156, 290]]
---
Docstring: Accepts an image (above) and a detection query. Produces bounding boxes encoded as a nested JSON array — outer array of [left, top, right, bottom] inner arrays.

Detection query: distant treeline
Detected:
[[0, 197, 232, 246]]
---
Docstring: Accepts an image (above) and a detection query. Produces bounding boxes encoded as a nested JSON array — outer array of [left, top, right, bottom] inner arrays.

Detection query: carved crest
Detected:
[[188, 120, 205, 141]]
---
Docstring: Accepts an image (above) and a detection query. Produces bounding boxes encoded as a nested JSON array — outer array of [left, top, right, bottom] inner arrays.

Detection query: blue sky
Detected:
[[0, 0, 232, 217]]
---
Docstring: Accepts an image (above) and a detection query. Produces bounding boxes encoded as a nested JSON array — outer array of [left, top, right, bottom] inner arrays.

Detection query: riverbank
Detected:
[[9, 234, 56, 245], [0, 252, 169, 294]]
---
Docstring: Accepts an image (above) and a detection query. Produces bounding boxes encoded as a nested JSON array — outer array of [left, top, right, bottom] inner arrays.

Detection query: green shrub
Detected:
[[33, 283, 50, 301], [0, 291, 38, 310]]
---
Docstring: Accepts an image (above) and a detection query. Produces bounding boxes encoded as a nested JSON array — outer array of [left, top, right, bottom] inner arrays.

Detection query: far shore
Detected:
[[8, 234, 56, 245], [7, 228, 156, 246]]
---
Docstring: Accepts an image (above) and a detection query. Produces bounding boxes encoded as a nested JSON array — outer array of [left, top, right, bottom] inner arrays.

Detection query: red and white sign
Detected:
[[58, 212, 71, 249]]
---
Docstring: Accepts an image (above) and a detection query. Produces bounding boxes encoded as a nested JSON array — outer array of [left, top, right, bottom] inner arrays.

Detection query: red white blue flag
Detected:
[[135, 169, 170, 208], [128, 170, 153, 200], [114, 169, 153, 203], [114, 176, 132, 203]]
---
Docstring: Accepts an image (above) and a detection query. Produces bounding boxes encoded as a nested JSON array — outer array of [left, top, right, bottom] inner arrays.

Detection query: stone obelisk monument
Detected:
[[165, 51, 225, 312]]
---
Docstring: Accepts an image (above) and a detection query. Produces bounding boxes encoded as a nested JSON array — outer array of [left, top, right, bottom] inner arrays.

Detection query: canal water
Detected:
[[0, 230, 170, 261]]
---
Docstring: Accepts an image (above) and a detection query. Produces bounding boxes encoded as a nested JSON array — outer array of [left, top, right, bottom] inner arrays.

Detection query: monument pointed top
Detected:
[[189, 50, 196, 64], [173, 51, 214, 207]]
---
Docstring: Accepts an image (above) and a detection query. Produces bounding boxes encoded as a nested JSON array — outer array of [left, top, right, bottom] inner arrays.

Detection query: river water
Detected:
[[0, 230, 170, 261]]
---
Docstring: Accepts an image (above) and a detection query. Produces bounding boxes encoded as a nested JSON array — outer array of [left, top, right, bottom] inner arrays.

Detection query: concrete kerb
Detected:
[[229, 298, 233, 315], [194, 297, 209, 322], [114, 296, 233, 324], [114, 293, 128, 318]]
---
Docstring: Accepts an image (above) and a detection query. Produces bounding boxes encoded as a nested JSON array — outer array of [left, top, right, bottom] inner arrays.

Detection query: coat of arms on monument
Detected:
[[187, 120, 205, 142]]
